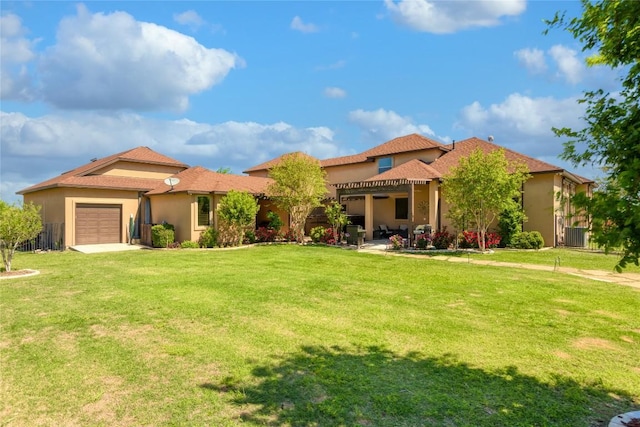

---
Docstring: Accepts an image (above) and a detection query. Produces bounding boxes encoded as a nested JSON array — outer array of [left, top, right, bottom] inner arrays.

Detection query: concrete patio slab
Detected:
[[70, 243, 148, 254]]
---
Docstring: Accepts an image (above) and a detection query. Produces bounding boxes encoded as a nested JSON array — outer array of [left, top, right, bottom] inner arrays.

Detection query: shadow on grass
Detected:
[[201, 345, 636, 427]]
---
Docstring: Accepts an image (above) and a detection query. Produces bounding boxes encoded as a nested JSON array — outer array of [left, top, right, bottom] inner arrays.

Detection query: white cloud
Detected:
[[38, 4, 241, 111], [514, 48, 547, 74], [456, 93, 585, 158], [324, 87, 346, 99], [548, 44, 584, 85], [0, 111, 349, 201], [384, 0, 526, 34], [291, 16, 319, 33], [348, 108, 437, 143], [0, 13, 37, 101], [173, 10, 205, 30]]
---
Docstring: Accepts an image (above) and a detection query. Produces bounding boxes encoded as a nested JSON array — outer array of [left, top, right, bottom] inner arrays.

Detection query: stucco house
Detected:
[[245, 134, 594, 247], [20, 134, 593, 249], [18, 147, 276, 248]]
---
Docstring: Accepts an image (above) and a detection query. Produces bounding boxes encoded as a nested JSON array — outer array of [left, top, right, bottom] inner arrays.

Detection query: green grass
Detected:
[[438, 247, 640, 272], [2, 246, 639, 426]]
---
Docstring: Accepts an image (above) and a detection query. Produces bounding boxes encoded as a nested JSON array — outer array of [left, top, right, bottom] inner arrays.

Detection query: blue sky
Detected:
[[1, 1, 618, 203]]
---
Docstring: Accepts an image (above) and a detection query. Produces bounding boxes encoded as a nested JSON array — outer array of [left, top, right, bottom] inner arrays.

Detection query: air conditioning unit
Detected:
[[564, 227, 588, 247]]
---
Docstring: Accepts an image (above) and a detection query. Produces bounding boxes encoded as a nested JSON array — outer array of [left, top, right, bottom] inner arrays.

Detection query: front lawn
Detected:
[[465, 247, 640, 272], [1, 246, 638, 426]]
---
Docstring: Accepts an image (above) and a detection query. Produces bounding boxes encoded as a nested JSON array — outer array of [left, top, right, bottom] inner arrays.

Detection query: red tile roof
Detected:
[[360, 133, 448, 158], [18, 146, 189, 194], [431, 137, 564, 176], [245, 134, 447, 172], [243, 151, 320, 173], [320, 153, 369, 168], [146, 166, 273, 195]]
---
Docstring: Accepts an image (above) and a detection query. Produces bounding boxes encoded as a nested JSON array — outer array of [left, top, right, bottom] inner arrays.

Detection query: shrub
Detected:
[[266, 211, 283, 232], [459, 230, 478, 249], [198, 227, 218, 248], [415, 233, 432, 250], [180, 240, 199, 249], [255, 227, 279, 243], [217, 190, 259, 246], [498, 204, 527, 247], [243, 230, 256, 244], [151, 223, 175, 248], [432, 227, 455, 249], [458, 230, 502, 250], [309, 226, 326, 243], [309, 226, 335, 244], [389, 234, 404, 250], [511, 231, 545, 249], [281, 229, 297, 242], [486, 232, 502, 249]]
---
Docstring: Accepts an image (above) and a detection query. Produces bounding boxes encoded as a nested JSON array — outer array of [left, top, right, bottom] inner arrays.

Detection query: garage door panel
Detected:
[[76, 204, 121, 245]]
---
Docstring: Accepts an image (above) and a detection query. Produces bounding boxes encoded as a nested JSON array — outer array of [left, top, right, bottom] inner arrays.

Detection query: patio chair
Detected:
[[378, 224, 394, 238], [398, 224, 409, 238]]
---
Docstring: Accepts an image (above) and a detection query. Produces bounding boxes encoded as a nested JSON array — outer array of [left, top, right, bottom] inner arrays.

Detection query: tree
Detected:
[[0, 201, 43, 272], [441, 149, 529, 252], [324, 201, 350, 243], [546, 0, 640, 270], [217, 190, 259, 247], [267, 153, 327, 243]]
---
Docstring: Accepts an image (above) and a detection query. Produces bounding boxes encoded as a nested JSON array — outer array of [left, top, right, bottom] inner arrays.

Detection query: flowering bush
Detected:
[[459, 230, 502, 249], [255, 227, 279, 243], [486, 232, 502, 248], [309, 226, 336, 244], [281, 229, 297, 242], [415, 233, 432, 250], [432, 227, 455, 249], [389, 234, 404, 250], [459, 230, 478, 249]]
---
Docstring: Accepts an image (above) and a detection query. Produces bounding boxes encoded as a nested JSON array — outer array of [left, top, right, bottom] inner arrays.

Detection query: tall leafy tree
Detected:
[[441, 149, 529, 252], [267, 153, 327, 243], [217, 190, 259, 247], [546, 0, 640, 270], [0, 201, 43, 272]]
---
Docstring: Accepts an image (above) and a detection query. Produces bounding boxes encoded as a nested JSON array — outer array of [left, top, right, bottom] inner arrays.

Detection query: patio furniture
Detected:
[[413, 224, 432, 236], [378, 224, 394, 238], [347, 225, 366, 246]]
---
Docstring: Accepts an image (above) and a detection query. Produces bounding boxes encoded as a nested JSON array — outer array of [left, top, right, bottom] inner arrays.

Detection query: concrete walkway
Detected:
[[69, 243, 147, 254], [358, 243, 640, 289]]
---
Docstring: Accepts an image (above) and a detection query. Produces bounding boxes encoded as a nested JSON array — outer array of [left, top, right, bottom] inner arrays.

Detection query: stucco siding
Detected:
[[23, 188, 66, 224], [393, 149, 442, 166], [94, 161, 185, 179], [149, 193, 193, 243], [523, 173, 557, 246]]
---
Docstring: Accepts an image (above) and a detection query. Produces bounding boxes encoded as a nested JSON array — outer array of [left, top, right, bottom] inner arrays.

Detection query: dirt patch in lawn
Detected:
[[572, 337, 620, 351], [553, 350, 572, 359]]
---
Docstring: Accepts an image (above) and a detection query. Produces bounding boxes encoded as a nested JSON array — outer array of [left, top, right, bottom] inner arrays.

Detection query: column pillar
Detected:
[[364, 193, 374, 240], [429, 181, 439, 230]]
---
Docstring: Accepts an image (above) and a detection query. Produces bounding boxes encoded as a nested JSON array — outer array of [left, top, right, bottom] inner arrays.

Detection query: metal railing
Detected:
[[17, 223, 65, 251]]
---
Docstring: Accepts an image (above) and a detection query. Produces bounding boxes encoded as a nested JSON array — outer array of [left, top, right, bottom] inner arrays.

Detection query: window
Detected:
[[197, 196, 211, 227], [378, 157, 392, 174], [395, 198, 408, 220]]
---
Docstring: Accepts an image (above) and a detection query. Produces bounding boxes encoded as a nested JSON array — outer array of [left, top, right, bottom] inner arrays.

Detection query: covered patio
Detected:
[[334, 177, 441, 245]]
